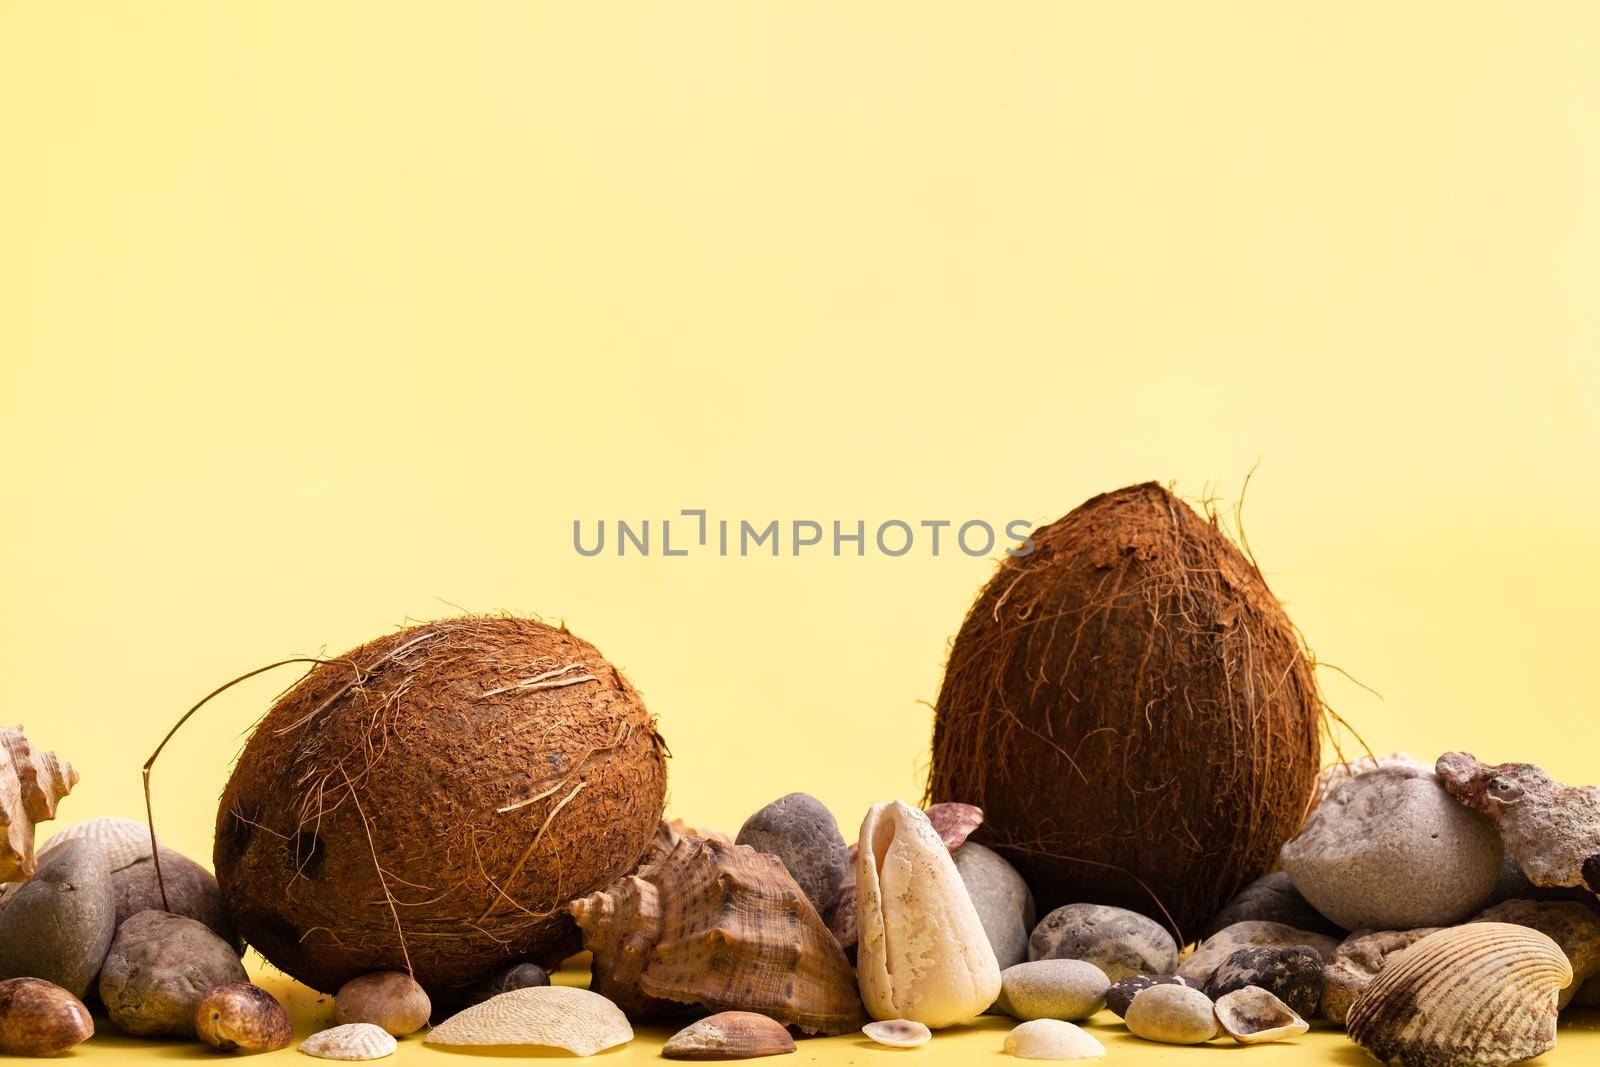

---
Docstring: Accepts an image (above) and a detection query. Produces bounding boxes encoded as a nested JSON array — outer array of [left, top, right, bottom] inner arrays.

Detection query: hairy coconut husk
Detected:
[[928, 483, 1321, 940], [214, 616, 667, 994]]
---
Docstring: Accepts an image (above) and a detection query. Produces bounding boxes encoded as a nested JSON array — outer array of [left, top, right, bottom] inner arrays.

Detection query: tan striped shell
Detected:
[[40, 818, 155, 873], [1347, 922, 1572, 1067]]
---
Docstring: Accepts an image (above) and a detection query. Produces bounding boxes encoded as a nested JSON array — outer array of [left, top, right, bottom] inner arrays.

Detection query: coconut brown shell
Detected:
[[214, 616, 667, 994], [928, 483, 1321, 939]]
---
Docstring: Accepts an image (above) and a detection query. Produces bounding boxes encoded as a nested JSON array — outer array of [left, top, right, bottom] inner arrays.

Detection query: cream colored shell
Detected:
[[425, 986, 632, 1057], [41, 817, 155, 873], [298, 1023, 397, 1060], [861, 1019, 932, 1048], [855, 800, 1002, 1028], [1346, 922, 1571, 1067], [1214, 986, 1308, 1044], [1003, 1019, 1106, 1060], [662, 1012, 795, 1059]]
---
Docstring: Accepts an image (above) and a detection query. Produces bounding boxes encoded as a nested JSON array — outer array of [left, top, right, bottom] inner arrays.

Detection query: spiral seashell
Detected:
[[0, 727, 77, 884], [298, 1023, 397, 1060], [40, 817, 155, 874], [1346, 922, 1572, 1067]]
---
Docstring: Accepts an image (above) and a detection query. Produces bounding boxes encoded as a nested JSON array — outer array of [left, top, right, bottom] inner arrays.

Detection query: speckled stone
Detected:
[[98, 910, 248, 1036], [1104, 974, 1197, 1018], [0, 840, 116, 998], [1124, 984, 1217, 1045], [1202, 871, 1341, 939], [1280, 764, 1502, 930], [954, 842, 1036, 969], [1028, 904, 1177, 980], [999, 960, 1109, 1022], [736, 792, 848, 914], [1202, 945, 1324, 1019], [1176, 920, 1339, 985]]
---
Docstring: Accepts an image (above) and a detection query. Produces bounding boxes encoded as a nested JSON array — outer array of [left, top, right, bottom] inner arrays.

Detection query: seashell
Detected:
[[0, 727, 77, 884], [1474, 898, 1600, 1009], [662, 1011, 795, 1060], [1347, 922, 1572, 1067], [299, 1023, 398, 1060], [1124, 984, 1218, 1045], [924, 803, 983, 851], [570, 836, 863, 1035], [425, 986, 631, 1056], [1003, 1019, 1105, 1060], [194, 982, 293, 1053], [0, 977, 94, 1056], [39, 817, 154, 874], [666, 817, 737, 847], [336, 972, 431, 1037], [856, 800, 1002, 1028], [1213, 986, 1307, 1044], [861, 1019, 931, 1048], [1321, 927, 1442, 1026]]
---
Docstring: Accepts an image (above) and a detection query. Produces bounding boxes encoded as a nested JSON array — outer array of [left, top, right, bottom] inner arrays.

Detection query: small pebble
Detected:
[[1124, 984, 1218, 1045], [1028, 903, 1177, 980], [194, 982, 293, 1053], [1000, 960, 1109, 1022], [736, 792, 848, 915], [1003, 1018, 1105, 1060], [0, 977, 94, 1056], [1202, 944, 1324, 1020], [1104, 974, 1195, 1018], [336, 971, 431, 1037], [861, 1019, 931, 1048]]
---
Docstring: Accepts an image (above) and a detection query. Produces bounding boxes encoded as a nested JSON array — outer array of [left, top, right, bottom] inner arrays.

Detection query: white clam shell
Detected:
[[426, 986, 632, 1056], [861, 1019, 932, 1048], [299, 1023, 397, 1060], [1003, 1019, 1106, 1060], [40, 817, 155, 873], [856, 800, 1002, 1029], [1214, 986, 1308, 1044]]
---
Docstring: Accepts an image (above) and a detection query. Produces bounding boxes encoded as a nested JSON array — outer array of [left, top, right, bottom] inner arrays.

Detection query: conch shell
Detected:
[[856, 800, 1001, 1028], [569, 835, 865, 1035], [0, 727, 77, 883], [1346, 922, 1572, 1067]]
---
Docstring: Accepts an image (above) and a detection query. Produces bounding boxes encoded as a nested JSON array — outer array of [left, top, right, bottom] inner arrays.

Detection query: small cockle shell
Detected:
[[1213, 986, 1307, 1044], [856, 801, 1002, 1029], [425, 986, 632, 1057], [662, 1011, 795, 1060], [194, 982, 293, 1053], [1003, 1019, 1106, 1060], [0, 977, 94, 1056], [299, 1023, 398, 1061], [39, 817, 154, 874], [861, 1019, 932, 1048], [1347, 922, 1572, 1067], [570, 836, 864, 1034]]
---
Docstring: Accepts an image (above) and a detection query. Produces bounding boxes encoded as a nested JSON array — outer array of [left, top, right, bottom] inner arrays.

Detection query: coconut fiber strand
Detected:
[[215, 616, 667, 994], [929, 483, 1321, 939]]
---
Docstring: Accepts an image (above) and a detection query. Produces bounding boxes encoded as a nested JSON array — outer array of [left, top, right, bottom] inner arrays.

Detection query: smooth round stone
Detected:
[[1280, 764, 1502, 930], [735, 792, 847, 914], [1000, 960, 1110, 1022], [98, 910, 248, 1036], [112, 847, 240, 953], [1104, 974, 1197, 1018], [1202, 945, 1324, 1019], [0, 840, 116, 998], [954, 842, 1036, 969], [1202, 870, 1341, 938], [1124, 984, 1218, 1045], [1028, 903, 1177, 980]]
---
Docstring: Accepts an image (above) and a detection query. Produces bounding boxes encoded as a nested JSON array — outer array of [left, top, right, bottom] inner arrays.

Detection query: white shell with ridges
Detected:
[[40, 817, 155, 873], [425, 986, 632, 1056], [298, 1023, 397, 1060]]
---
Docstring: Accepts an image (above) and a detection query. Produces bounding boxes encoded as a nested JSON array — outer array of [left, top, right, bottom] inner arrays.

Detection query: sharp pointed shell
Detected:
[[1347, 922, 1572, 1067], [425, 986, 632, 1056], [861, 1019, 932, 1048], [1003, 1019, 1106, 1060], [662, 1012, 795, 1060], [40, 818, 155, 873], [1214, 986, 1307, 1044], [299, 1023, 397, 1060]]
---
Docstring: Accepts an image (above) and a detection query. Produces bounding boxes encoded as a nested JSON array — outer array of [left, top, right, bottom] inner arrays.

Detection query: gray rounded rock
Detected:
[[0, 840, 115, 998], [999, 959, 1109, 1022], [1280, 764, 1502, 930], [1202, 944, 1324, 1019], [1105, 974, 1197, 1018], [953, 842, 1036, 969], [1028, 903, 1178, 980], [98, 910, 248, 1036], [112, 848, 240, 953], [736, 792, 847, 914], [1203, 871, 1341, 939], [1125, 983, 1218, 1044]]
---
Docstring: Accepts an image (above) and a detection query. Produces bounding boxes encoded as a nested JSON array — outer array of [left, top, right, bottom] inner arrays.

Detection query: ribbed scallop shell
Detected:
[[1347, 922, 1572, 1067], [298, 1023, 398, 1060], [40, 817, 155, 873], [426, 987, 631, 1056], [569, 836, 865, 1035]]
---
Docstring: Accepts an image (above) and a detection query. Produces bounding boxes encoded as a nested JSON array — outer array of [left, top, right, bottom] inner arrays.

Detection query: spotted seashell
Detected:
[[1346, 922, 1572, 1067], [298, 1023, 397, 1060], [40, 817, 155, 873], [425, 986, 631, 1057], [861, 1019, 932, 1048]]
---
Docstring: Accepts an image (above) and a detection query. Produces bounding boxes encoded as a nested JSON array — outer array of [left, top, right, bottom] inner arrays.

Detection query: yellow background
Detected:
[[4, 2, 1599, 1063]]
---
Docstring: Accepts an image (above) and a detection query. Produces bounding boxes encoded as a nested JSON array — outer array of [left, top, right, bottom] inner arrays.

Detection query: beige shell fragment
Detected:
[[425, 986, 632, 1057], [1003, 1019, 1106, 1060], [861, 1019, 932, 1048], [0, 726, 77, 883], [1214, 986, 1308, 1044], [856, 800, 1002, 1028], [299, 1023, 398, 1061], [662, 1012, 795, 1059], [40, 817, 155, 873], [1347, 922, 1571, 1067]]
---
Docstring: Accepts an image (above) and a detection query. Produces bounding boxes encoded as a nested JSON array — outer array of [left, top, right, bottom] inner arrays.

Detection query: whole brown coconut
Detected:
[[928, 483, 1321, 941], [214, 616, 667, 995]]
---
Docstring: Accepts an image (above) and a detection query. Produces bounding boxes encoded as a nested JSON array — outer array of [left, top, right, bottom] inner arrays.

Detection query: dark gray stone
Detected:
[[1028, 903, 1178, 980], [1202, 944, 1324, 1019], [1203, 871, 1341, 938], [98, 910, 248, 1036], [736, 792, 848, 914], [0, 840, 116, 998]]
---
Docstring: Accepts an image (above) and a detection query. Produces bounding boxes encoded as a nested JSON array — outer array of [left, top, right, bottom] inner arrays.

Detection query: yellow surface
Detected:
[[4, 1, 1600, 1063]]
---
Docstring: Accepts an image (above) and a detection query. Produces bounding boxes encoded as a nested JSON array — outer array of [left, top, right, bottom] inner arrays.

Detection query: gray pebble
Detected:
[[953, 842, 1035, 969], [1202, 871, 1341, 938], [0, 840, 115, 998], [98, 910, 248, 1036], [463, 962, 550, 1006], [736, 792, 847, 914], [999, 960, 1109, 1022], [112, 847, 240, 953], [1028, 903, 1177, 980], [1125, 983, 1218, 1044], [1104, 974, 1197, 1018], [1202, 944, 1324, 1019]]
